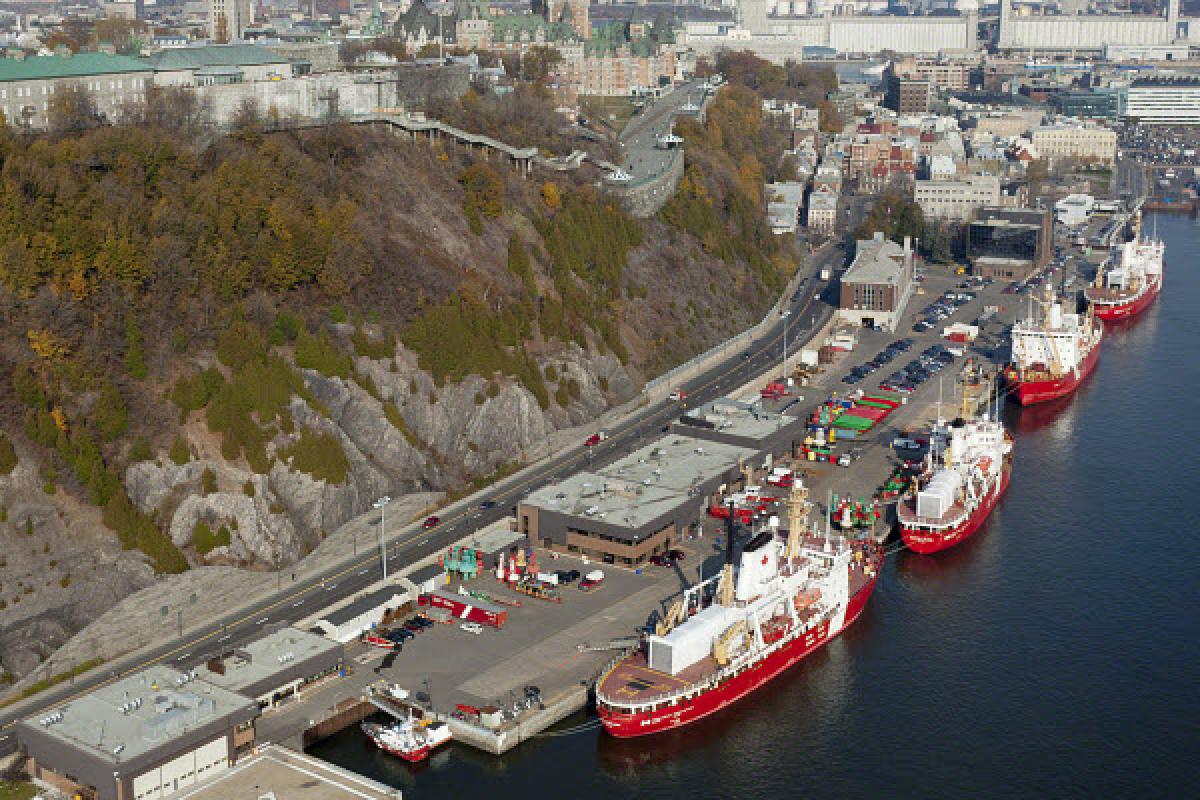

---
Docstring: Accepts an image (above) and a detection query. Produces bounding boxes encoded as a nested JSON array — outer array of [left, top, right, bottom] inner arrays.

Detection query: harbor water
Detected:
[[308, 214, 1199, 798]]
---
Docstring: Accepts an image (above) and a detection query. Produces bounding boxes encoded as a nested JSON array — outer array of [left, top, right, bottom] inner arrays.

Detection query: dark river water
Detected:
[[309, 214, 1200, 799]]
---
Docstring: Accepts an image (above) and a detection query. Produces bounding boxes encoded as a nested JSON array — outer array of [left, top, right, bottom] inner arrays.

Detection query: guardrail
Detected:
[[643, 251, 822, 402]]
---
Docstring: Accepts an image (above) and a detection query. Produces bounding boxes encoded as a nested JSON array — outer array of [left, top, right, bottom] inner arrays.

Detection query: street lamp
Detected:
[[373, 496, 392, 582], [780, 310, 792, 384]]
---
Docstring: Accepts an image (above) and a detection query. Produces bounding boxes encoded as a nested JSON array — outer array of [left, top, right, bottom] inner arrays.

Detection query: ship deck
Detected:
[[597, 550, 879, 707], [896, 496, 964, 528], [1085, 285, 1140, 302]]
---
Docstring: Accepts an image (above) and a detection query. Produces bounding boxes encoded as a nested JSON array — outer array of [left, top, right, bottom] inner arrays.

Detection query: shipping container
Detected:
[[419, 590, 508, 628]]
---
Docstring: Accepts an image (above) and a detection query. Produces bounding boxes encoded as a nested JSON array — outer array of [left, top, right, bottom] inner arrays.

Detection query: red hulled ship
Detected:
[[595, 481, 882, 738], [1085, 226, 1164, 322], [1004, 285, 1102, 406], [898, 367, 1013, 554]]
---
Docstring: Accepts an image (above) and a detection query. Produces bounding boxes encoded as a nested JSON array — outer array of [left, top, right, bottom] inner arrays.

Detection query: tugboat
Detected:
[[1004, 284, 1102, 406], [897, 373, 1014, 555], [1085, 225, 1164, 322], [595, 481, 882, 738], [362, 713, 452, 763]]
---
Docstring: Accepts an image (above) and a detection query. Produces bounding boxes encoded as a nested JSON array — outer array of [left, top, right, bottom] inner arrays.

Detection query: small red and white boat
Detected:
[[362, 715, 452, 763], [1085, 228, 1164, 322], [595, 481, 882, 738], [898, 377, 1013, 555], [1004, 285, 1102, 406]]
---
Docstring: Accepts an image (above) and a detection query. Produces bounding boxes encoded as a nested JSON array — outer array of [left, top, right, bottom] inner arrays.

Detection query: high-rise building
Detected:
[[209, 0, 254, 42]]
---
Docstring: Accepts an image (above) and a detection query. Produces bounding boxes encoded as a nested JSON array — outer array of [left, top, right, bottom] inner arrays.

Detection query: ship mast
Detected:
[[785, 479, 810, 561]]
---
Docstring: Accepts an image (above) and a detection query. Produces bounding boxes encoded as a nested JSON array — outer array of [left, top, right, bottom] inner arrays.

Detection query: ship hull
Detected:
[[1088, 280, 1160, 322], [900, 467, 1011, 555], [1007, 339, 1101, 406], [597, 576, 879, 738]]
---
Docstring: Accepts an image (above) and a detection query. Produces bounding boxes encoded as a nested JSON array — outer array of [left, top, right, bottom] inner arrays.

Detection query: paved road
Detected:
[[0, 242, 843, 756], [618, 79, 705, 180]]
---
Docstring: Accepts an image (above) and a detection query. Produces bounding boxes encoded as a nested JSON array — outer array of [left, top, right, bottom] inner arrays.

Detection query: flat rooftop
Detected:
[[678, 398, 795, 443], [522, 471, 684, 531], [172, 745, 399, 800], [200, 627, 341, 694], [595, 435, 757, 494], [23, 665, 255, 767], [521, 435, 755, 530], [321, 586, 409, 626]]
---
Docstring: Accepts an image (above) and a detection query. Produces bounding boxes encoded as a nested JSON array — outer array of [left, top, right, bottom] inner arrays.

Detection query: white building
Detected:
[[1030, 125, 1117, 164], [806, 190, 839, 232], [1055, 193, 1095, 226], [914, 175, 1001, 222], [1124, 78, 1200, 126], [998, 0, 1198, 52]]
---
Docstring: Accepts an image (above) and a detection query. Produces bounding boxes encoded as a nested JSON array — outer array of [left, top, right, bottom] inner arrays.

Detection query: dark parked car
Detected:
[[649, 555, 671, 567], [422, 515, 440, 529], [403, 619, 425, 633], [556, 569, 581, 584], [479, 500, 498, 510], [667, 549, 686, 562]]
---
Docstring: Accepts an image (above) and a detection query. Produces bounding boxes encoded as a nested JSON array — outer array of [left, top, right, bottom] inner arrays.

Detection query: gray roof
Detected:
[[19, 665, 255, 767], [522, 435, 755, 530], [679, 399, 796, 443], [145, 44, 292, 71], [0, 53, 151, 82], [199, 628, 342, 695], [844, 232, 911, 286], [409, 563, 446, 583], [320, 587, 409, 626]]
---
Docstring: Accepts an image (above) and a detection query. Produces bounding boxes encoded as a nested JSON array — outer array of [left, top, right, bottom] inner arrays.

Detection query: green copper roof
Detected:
[[144, 44, 291, 71], [0, 53, 152, 83]]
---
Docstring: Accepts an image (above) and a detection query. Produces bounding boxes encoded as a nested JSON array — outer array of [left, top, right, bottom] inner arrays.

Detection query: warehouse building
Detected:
[[198, 627, 344, 710], [517, 435, 757, 565], [313, 585, 414, 643], [16, 665, 259, 800], [675, 398, 804, 455], [967, 207, 1053, 280], [837, 232, 917, 332]]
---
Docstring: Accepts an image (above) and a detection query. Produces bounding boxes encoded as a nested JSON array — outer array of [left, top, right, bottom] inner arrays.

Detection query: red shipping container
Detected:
[[420, 590, 508, 628]]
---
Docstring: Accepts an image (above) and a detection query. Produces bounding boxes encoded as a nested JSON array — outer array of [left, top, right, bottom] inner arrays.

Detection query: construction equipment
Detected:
[[712, 619, 748, 666], [655, 599, 684, 636]]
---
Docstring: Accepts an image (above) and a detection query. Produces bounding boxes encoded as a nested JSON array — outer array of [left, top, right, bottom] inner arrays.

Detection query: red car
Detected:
[[422, 515, 440, 529], [585, 432, 607, 447]]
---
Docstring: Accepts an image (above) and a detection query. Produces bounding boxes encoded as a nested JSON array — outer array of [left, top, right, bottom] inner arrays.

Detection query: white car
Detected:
[[460, 622, 484, 635]]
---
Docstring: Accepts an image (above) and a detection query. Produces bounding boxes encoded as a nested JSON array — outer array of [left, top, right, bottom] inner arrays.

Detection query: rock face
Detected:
[[1, 339, 638, 686], [0, 455, 157, 682]]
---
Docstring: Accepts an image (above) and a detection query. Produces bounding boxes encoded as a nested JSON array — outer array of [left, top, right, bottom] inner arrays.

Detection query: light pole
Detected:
[[781, 310, 792, 384], [373, 496, 391, 582]]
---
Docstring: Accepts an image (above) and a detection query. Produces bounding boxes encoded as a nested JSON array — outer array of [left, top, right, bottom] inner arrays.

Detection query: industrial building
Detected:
[[997, 0, 1197, 53], [198, 627, 344, 710], [1124, 77, 1200, 126], [16, 665, 259, 800], [683, 2, 978, 60], [313, 585, 414, 643], [517, 434, 761, 565], [837, 232, 917, 332], [675, 398, 806, 454], [967, 208, 1053, 280]]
